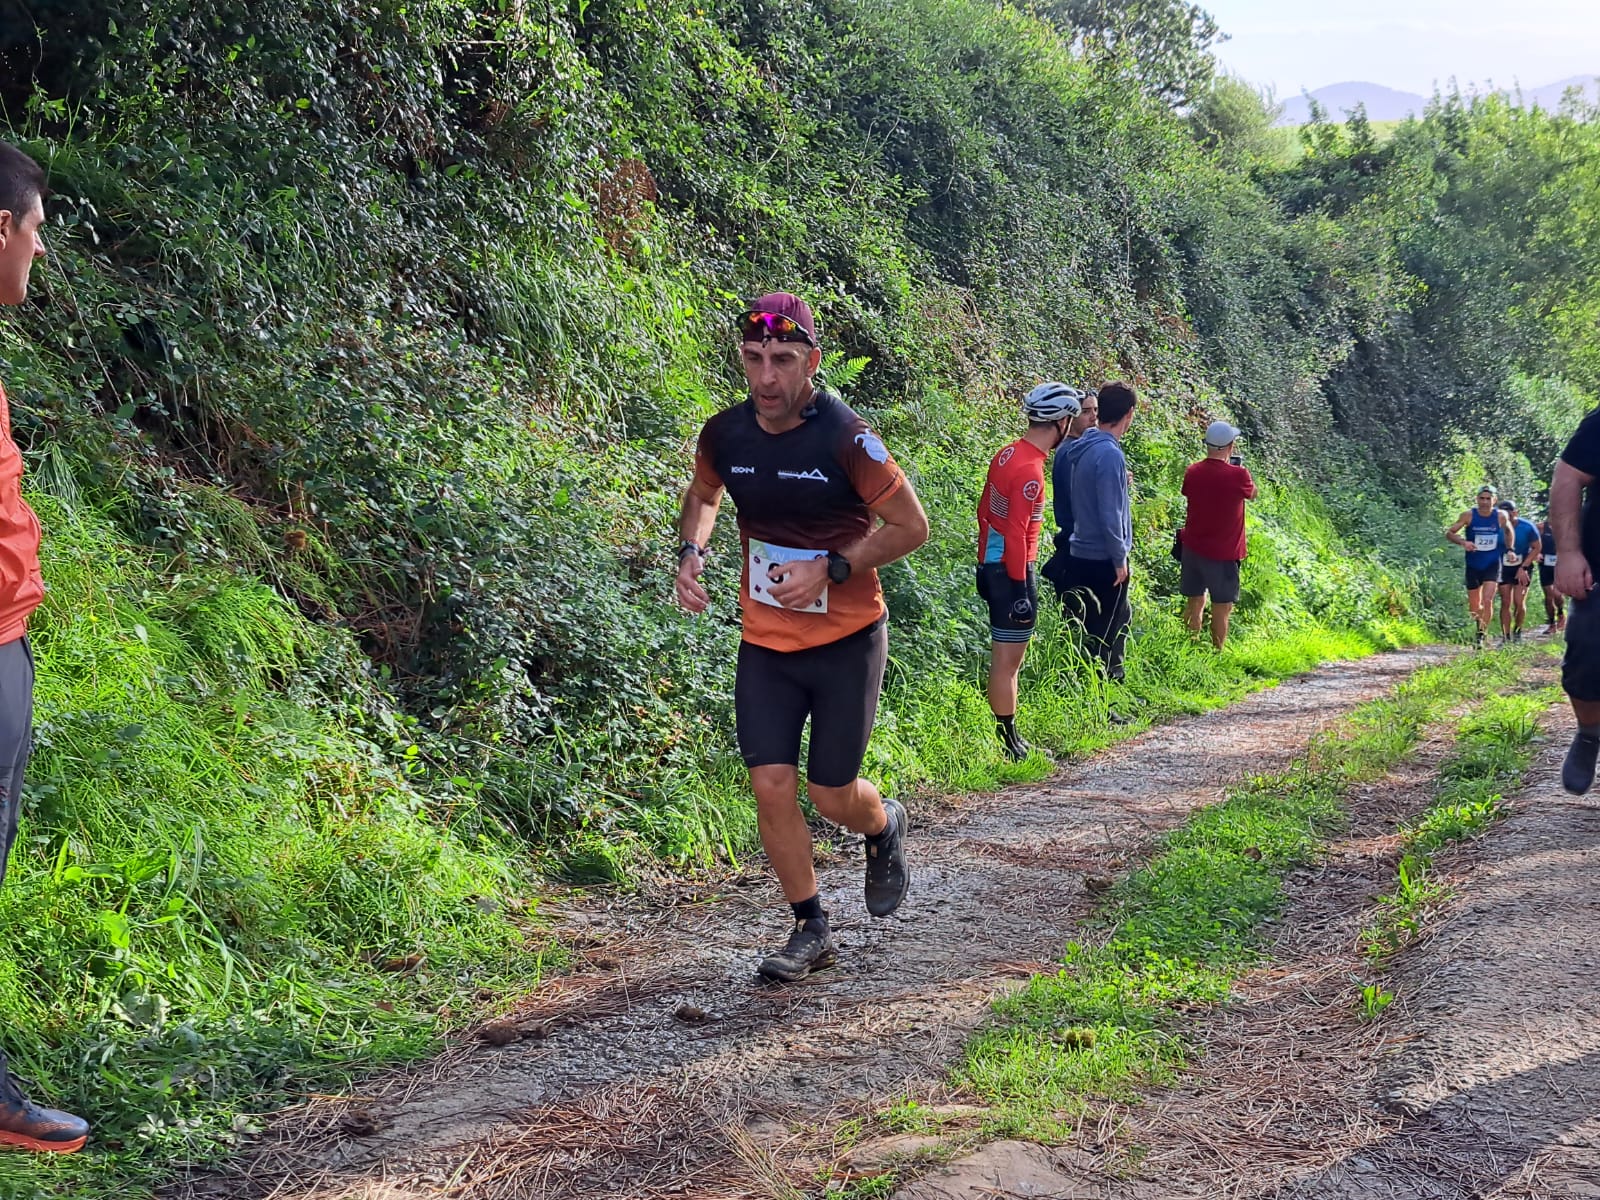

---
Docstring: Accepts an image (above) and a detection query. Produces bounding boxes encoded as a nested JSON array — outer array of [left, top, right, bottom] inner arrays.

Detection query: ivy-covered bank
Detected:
[[0, 0, 1596, 1190]]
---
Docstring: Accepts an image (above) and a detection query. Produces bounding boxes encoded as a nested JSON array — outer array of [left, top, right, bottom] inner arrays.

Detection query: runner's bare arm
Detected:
[[844, 478, 930, 571], [674, 485, 723, 613], [1445, 511, 1471, 548], [766, 481, 930, 610], [1551, 460, 1593, 599]]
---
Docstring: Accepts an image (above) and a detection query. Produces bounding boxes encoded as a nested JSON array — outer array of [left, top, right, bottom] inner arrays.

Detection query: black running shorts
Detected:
[[976, 563, 1038, 643], [1564, 592, 1600, 702], [734, 618, 888, 788], [1500, 563, 1530, 586], [1464, 563, 1499, 590], [1178, 546, 1241, 604], [1540, 564, 1558, 589]]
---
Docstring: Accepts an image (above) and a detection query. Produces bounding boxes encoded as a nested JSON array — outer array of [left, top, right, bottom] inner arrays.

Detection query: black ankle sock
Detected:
[[996, 713, 1017, 736], [865, 803, 897, 844], [1579, 723, 1600, 741], [790, 894, 825, 923]]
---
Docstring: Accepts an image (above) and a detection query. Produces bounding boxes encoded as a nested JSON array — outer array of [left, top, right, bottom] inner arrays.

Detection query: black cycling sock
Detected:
[[865, 802, 897, 844], [790, 894, 825, 923], [1581, 723, 1600, 741]]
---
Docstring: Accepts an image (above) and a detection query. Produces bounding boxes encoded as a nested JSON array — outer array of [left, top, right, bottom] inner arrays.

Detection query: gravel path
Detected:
[[900, 656, 1600, 1200], [166, 646, 1450, 1200]]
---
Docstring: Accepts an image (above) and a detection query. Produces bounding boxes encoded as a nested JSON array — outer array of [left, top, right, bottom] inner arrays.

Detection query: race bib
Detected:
[[1546, 553, 1558, 567], [1473, 533, 1498, 552], [748, 539, 828, 612]]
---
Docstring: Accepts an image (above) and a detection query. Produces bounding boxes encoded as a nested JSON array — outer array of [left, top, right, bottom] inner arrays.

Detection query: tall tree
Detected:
[[1035, 0, 1222, 106]]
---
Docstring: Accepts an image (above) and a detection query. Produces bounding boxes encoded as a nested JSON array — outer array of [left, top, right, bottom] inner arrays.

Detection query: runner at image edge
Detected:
[[0, 140, 91, 1153]]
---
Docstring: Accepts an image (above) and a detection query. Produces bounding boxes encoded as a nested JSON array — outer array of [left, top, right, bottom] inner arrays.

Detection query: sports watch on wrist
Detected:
[[826, 550, 852, 585], [678, 540, 705, 563]]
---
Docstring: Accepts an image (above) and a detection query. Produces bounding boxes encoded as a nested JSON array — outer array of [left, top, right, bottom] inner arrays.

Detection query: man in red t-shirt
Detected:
[[1178, 421, 1257, 649], [0, 142, 90, 1152]]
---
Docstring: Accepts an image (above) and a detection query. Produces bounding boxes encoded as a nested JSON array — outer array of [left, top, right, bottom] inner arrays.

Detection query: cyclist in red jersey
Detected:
[[674, 293, 929, 982], [976, 383, 1082, 759]]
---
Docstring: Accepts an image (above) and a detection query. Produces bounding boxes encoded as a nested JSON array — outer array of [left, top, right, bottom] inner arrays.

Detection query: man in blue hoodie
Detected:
[[1053, 382, 1137, 698]]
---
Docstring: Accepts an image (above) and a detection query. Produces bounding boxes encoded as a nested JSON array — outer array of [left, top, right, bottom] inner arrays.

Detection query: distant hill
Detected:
[[1521, 76, 1600, 111], [1276, 76, 1600, 127], [1278, 83, 1427, 126]]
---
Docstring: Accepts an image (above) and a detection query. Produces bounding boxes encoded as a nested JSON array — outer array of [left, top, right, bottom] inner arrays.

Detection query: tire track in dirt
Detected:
[[166, 646, 1451, 1200], [896, 656, 1593, 1200]]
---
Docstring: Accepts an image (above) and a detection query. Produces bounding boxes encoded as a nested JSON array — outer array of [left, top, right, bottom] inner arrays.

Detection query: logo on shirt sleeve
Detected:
[[855, 431, 890, 464], [1022, 480, 1042, 502]]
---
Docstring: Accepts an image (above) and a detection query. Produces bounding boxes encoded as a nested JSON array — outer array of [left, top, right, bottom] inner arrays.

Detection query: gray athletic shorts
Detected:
[[1179, 546, 1241, 604]]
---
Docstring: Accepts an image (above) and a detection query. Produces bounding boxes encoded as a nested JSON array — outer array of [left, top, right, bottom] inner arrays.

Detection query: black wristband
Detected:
[[678, 541, 705, 562]]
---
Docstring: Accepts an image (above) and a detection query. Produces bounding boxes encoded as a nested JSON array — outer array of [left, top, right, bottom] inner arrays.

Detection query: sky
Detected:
[[1205, 0, 1600, 98]]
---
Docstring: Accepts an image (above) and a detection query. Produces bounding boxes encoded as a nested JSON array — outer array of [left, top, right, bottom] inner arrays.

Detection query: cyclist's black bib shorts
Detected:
[[734, 618, 888, 788]]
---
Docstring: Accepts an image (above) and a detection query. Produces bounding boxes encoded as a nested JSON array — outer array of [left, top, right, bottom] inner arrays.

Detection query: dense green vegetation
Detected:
[[0, 0, 1594, 1191]]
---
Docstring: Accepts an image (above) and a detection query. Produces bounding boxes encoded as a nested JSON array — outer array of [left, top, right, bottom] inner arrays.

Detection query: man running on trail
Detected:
[[1496, 499, 1541, 643], [0, 142, 90, 1153], [1052, 382, 1138, 715], [1445, 486, 1515, 646], [1538, 510, 1565, 635], [674, 292, 929, 982], [1549, 410, 1600, 792], [1177, 420, 1256, 650], [976, 383, 1082, 759]]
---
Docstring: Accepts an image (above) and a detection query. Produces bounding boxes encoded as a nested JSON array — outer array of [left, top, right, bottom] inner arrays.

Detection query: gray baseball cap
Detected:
[[1204, 420, 1241, 448]]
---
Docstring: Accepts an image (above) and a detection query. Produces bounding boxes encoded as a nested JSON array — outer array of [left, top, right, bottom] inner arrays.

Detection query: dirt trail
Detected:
[[168, 646, 1449, 1200], [899, 660, 1600, 1200]]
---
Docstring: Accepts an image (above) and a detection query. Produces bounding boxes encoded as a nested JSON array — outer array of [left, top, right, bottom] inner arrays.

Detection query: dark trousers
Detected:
[[0, 635, 33, 1081], [1054, 556, 1130, 683], [0, 636, 33, 889]]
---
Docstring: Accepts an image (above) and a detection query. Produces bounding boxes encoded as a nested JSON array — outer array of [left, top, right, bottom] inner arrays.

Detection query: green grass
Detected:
[[0, 498, 546, 1200], [0, 481, 1431, 1200], [949, 644, 1537, 1140], [1361, 682, 1551, 963]]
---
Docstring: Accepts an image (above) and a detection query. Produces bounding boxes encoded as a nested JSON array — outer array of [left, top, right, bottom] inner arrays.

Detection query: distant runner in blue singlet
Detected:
[[1446, 486, 1516, 646], [1496, 499, 1542, 642], [1538, 512, 1565, 635]]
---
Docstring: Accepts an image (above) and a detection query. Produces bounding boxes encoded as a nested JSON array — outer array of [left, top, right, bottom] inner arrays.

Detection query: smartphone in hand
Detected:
[[1229, 454, 1243, 467]]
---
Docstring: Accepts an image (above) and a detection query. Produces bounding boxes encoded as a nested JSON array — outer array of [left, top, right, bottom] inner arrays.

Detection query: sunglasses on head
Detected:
[[739, 310, 815, 346]]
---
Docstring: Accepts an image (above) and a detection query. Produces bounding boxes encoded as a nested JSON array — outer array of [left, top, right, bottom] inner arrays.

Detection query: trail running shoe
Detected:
[[0, 1070, 88, 1154], [864, 796, 910, 918], [1562, 733, 1600, 795], [756, 918, 837, 983]]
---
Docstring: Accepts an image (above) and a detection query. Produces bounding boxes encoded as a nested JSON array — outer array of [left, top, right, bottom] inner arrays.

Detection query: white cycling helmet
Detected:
[[1022, 382, 1084, 422]]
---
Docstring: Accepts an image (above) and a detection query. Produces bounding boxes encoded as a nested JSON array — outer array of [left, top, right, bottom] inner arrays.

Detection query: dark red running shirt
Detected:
[[1180, 457, 1257, 562], [691, 389, 905, 652]]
